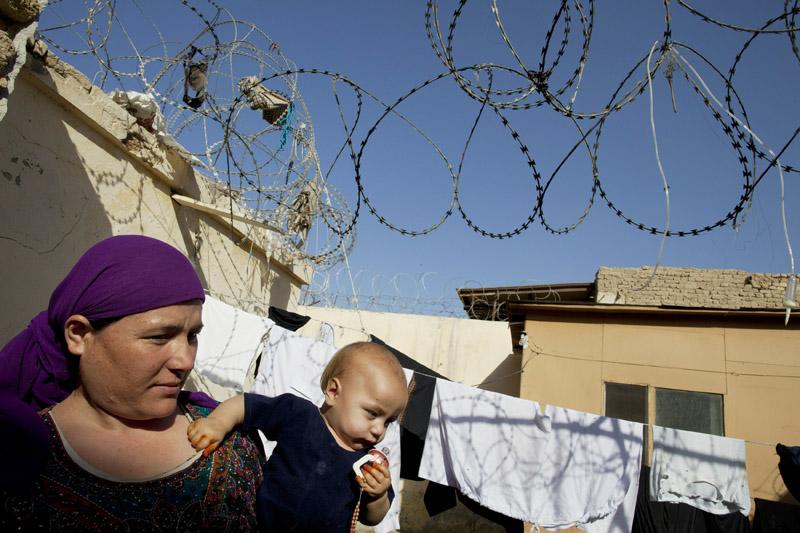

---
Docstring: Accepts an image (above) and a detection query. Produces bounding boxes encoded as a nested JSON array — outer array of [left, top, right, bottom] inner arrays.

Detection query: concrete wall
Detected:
[[519, 310, 800, 523], [298, 305, 519, 395], [0, 54, 310, 345]]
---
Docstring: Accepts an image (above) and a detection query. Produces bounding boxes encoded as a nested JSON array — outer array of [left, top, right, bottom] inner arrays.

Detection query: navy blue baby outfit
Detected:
[[243, 393, 393, 532]]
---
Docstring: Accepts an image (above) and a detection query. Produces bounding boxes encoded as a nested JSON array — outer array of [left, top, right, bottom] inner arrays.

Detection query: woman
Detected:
[[0, 235, 262, 531]]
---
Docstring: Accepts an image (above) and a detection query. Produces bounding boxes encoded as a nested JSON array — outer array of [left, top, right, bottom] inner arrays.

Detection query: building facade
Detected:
[[459, 266, 800, 515]]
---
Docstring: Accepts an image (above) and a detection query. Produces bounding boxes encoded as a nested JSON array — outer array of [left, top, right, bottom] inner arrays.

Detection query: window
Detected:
[[655, 388, 724, 436], [604, 382, 725, 436], [605, 383, 648, 424]]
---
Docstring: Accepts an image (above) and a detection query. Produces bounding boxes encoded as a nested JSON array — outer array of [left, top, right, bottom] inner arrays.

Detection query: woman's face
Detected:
[[76, 301, 203, 421]]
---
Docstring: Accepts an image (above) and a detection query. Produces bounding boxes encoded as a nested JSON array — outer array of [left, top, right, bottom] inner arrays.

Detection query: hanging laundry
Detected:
[[751, 498, 800, 533], [268, 305, 311, 331], [370, 337, 522, 530], [370, 335, 446, 480], [633, 466, 751, 533], [419, 378, 643, 530], [371, 369, 412, 533], [776, 443, 800, 502], [583, 459, 640, 533], [251, 325, 335, 404], [195, 295, 273, 390], [399, 372, 437, 480], [651, 427, 750, 516]]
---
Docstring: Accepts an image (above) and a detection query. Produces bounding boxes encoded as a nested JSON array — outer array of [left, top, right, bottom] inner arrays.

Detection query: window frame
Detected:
[[603, 381, 726, 465]]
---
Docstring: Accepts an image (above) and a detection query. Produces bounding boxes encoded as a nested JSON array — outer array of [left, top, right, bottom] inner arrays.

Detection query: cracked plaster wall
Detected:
[[0, 55, 307, 345]]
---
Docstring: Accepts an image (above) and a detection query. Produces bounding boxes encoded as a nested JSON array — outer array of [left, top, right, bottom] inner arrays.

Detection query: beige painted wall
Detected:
[[0, 56, 310, 345], [297, 305, 519, 395], [519, 312, 800, 516]]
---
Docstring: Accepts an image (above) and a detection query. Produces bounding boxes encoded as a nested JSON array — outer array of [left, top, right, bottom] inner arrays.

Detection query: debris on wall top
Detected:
[[0, 0, 46, 122]]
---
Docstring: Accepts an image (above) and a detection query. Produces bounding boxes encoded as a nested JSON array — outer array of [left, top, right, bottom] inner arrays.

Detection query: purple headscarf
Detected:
[[0, 234, 207, 407]]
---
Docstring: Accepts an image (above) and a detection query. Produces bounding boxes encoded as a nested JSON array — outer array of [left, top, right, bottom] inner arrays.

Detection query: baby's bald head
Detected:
[[320, 342, 406, 396]]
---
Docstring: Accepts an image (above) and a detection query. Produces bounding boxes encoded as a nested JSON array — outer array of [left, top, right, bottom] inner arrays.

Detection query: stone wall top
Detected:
[[595, 266, 792, 310]]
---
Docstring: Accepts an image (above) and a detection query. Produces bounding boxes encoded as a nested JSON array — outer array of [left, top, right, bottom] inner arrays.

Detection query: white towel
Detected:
[[372, 368, 413, 533], [650, 426, 750, 515], [250, 326, 336, 404], [419, 379, 643, 530], [581, 455, 640, 533], [195, 296, 273, 390]]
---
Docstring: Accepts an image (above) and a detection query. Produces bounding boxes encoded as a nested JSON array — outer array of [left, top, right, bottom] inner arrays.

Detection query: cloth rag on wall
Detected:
[[195, 295, 272, 390], [632, 466, 751, 533], [317, 322, 335, 345], [419, 378, 644, 530], [268, 306, 310, 331], [776, 443, 800, 502], [370, 337, 522, 531], [751, 498, 800, 533], [650, 426, 750, 516], [251, 328, 403, 533]]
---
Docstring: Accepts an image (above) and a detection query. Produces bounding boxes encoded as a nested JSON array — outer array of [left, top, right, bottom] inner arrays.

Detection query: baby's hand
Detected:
[[358, 462, 392, 500], [187, 417, 228, 456]]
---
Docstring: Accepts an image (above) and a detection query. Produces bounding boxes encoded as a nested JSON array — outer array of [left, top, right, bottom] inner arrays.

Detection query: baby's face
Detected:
[[324, 362, 407, 451]]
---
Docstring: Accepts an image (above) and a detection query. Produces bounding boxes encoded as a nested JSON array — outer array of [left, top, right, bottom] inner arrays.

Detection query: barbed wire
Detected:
[[41, 0, 800, 243], [36, 0, 356, 268], [297, 267, 566, 319], [28, 0, 800, 304]]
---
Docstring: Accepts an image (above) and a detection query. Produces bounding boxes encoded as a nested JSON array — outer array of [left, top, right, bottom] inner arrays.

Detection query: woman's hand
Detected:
[[187, 417, 228, 456]]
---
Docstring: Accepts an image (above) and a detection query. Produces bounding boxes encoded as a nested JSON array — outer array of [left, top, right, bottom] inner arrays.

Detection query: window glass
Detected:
[[605, 382, 648, 424], [655, 388, 724, 436]]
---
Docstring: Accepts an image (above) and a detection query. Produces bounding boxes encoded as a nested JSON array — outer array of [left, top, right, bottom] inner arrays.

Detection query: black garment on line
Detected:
[[777, 443, 800, 503], [369, 335, 445, 480], [369, 336, 522, 532], [751, 498, 800, 533], [632, 465, 750, 533], [267, 306, 311, 331]]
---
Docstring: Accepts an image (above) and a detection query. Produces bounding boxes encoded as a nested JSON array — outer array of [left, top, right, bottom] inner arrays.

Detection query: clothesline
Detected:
[[199, 294, 786, 451], [294, 316, 789, 448]]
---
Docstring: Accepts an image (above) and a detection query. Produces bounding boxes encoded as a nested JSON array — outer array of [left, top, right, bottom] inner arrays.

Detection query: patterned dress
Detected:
[[1, 403, 263, 532]]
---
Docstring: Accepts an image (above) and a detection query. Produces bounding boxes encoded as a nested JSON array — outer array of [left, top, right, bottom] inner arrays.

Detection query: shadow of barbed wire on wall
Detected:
[[0, 64, 115, 344]]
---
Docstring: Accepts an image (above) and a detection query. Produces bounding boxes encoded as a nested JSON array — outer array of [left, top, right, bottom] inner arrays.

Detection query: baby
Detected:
[[188, 341, 408, 532]]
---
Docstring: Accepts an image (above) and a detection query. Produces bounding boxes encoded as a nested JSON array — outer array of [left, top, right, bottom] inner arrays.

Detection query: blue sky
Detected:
[[40, 2, 800, 310]]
